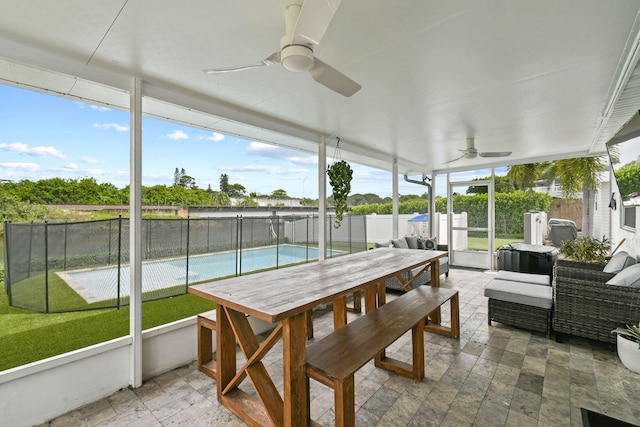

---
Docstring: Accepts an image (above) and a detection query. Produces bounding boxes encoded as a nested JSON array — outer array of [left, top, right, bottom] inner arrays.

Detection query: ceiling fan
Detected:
[[203, 0, 361, 97], [445, 138, 512, 163]]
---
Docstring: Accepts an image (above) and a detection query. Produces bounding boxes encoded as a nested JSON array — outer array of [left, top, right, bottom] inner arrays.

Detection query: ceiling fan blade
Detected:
[[309, 57, 361, 97], [444, 153, 466, 164], [204, 52, 280, 74], [293, 0, 343, 46], [479, 151, 512, 158]]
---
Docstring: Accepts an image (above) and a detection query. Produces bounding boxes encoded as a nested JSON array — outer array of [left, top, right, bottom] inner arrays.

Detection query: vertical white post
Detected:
[[430, 174, 437, 238], [318, 137, 326, 260], [129, 78, 143, 388], [392, 159, 399, 239]]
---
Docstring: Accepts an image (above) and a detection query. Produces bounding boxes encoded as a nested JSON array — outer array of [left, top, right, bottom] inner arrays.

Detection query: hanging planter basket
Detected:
[[327, 139, 352, 228]]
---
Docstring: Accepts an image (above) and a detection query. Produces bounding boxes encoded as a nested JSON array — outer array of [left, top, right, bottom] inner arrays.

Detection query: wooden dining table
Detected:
[[189, 247, 449, 427]]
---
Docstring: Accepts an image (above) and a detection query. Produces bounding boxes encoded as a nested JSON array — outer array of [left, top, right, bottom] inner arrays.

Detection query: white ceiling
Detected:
[[1, 0, 640, 176]]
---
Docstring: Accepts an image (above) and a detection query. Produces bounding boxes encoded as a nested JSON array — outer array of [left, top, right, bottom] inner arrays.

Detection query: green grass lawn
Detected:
[[468, 237, 524, 251], [0, 283, 214, 371]]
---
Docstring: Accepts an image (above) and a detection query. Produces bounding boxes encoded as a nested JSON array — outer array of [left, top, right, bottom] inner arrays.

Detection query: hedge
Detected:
[[351, 191, 552, 238]]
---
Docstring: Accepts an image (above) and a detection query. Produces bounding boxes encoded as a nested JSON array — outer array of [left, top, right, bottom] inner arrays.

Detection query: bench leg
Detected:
[[333, 295, 348, 329], [411, 319, 426, 381], [334, 375, 355, 427], [198, 318, 217, 381], [305, 309, 313, 339], [346, 290, 362, 313]]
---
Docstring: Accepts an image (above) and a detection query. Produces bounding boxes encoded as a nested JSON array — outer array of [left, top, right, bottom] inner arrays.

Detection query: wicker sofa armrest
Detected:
[[554, 261, 640, 343]]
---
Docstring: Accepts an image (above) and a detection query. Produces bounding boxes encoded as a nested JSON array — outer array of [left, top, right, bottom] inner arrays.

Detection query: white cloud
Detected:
[[86, 168, 107, 175], [89, 105, 111, 112], [247, 141, 316, 166], [92, 123, 129, 132], [218, 164, 308, 176], [77, 102, 111, 112], [197, 132, 225, 142], [209, 132, 224, 141], [0, 162, 43, 172], [65, 163, 79, 170], [0, 142, 67, 159], [167, 130, 189, 140], [81, 156, 99, 164]]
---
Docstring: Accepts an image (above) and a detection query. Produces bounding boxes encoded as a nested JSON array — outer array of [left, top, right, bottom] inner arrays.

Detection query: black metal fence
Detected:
[[3, 215, 367, 313]]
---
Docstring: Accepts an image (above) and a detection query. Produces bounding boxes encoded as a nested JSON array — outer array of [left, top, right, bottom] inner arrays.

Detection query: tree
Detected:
[[237, 196, 258, 206], [467, 176, 516, 194], [173, 167, 197, 189], [399, 194, 422, 203], [347, 193, 385, 206], [226, 183, 246, 198], [506, 156, 606, 236], [270, 189, 289, 199], [219, 174, 229, 193]]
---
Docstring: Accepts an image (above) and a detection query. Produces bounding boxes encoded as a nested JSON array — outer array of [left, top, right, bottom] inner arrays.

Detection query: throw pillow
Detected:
[[603, 251, 636, 274], [606, 263, 640, 287], [422, 237, 437, 250], [392, 238, 409, 249], [405, 235, 420, 249], [373, 241, 390, 249]]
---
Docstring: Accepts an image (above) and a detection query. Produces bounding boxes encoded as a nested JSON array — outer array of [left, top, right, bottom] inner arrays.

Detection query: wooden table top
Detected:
[[189, 248, 448, 323]]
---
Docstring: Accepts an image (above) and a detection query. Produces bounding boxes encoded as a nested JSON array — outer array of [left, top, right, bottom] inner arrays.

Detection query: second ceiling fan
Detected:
[[203, 0, 361, 97], [446, 138, 512, 163]]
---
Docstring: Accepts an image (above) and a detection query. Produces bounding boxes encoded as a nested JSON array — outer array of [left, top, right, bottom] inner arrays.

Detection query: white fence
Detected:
[[366, 213, 449, 246]]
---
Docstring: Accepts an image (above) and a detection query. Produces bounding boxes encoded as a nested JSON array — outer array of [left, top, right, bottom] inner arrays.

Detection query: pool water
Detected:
[[57, 245, 339, 303]]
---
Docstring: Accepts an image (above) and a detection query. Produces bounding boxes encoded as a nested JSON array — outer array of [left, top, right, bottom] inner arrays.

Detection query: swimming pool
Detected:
[[57, 245, 341, 303]]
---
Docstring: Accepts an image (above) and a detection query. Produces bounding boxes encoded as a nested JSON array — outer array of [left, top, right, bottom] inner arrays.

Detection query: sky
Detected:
[[0, 83, 486, 199]]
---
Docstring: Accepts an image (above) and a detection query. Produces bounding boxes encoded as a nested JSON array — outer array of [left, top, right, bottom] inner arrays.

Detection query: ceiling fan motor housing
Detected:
[[464, 147, 478, 158], [280, 44, 314, 72]]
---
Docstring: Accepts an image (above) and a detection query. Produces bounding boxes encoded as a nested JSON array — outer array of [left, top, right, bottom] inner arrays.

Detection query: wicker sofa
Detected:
[[374, 236, 449, 292], [554, 258, 640, 344]]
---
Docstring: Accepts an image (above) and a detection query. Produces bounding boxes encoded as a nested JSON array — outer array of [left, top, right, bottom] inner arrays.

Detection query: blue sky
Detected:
[[0, 83, 441, 199]]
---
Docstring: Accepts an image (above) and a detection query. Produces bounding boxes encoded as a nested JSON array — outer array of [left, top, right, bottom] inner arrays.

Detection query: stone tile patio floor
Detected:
[[40, 267, 640, 426]]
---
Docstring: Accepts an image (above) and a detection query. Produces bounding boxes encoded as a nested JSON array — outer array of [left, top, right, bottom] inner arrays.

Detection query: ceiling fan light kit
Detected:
[[280, 45, 314, 72]]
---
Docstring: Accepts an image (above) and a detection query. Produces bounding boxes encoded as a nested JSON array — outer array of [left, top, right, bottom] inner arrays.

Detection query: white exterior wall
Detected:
[[0, 316, 275, 427], [593, 179, 612, 242], [608, 172, 640, 259]]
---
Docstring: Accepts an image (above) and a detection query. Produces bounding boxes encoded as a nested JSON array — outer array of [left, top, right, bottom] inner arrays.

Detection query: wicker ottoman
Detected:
[[484, 271, 553, 337]]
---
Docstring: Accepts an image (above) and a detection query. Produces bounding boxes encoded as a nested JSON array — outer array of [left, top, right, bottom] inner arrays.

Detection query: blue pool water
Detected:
[[57, 245, 340, 303]]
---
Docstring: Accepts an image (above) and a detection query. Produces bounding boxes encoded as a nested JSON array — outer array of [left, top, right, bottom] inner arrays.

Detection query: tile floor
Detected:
[[38, 267, 640, 426]]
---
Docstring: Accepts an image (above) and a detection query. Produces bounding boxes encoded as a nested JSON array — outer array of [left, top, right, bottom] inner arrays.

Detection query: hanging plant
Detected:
[[327, 139, 352, 228]]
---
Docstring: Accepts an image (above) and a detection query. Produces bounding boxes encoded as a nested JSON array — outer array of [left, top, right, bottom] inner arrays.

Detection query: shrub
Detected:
[[559, 236, 611, 264]]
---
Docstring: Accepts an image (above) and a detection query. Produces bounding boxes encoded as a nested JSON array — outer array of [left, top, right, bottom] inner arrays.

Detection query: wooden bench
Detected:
[[197, 309, 217, 381], [305, 286, 459, 427]]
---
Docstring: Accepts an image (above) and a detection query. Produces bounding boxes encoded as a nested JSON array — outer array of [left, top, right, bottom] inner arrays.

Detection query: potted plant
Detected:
[[559, 235, 611, 264], [611, 323, 640, 373], [327, 159, 352, 228]]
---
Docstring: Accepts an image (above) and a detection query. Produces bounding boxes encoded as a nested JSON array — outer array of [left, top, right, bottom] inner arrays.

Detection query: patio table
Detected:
[[189, 247, 448, 426]]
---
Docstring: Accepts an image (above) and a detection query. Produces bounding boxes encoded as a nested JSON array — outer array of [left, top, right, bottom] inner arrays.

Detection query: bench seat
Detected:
[[306, 286, 459, 427]]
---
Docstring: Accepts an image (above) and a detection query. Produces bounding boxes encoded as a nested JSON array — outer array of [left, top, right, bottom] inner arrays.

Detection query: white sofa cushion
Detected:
[[607, 263, 640, 288], [603, 251, 636, 274], [484, 280, 553, 309]]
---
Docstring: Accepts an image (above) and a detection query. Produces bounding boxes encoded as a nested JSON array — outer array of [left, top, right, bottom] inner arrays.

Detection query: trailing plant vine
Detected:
[[327, 138, 353, 228]]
